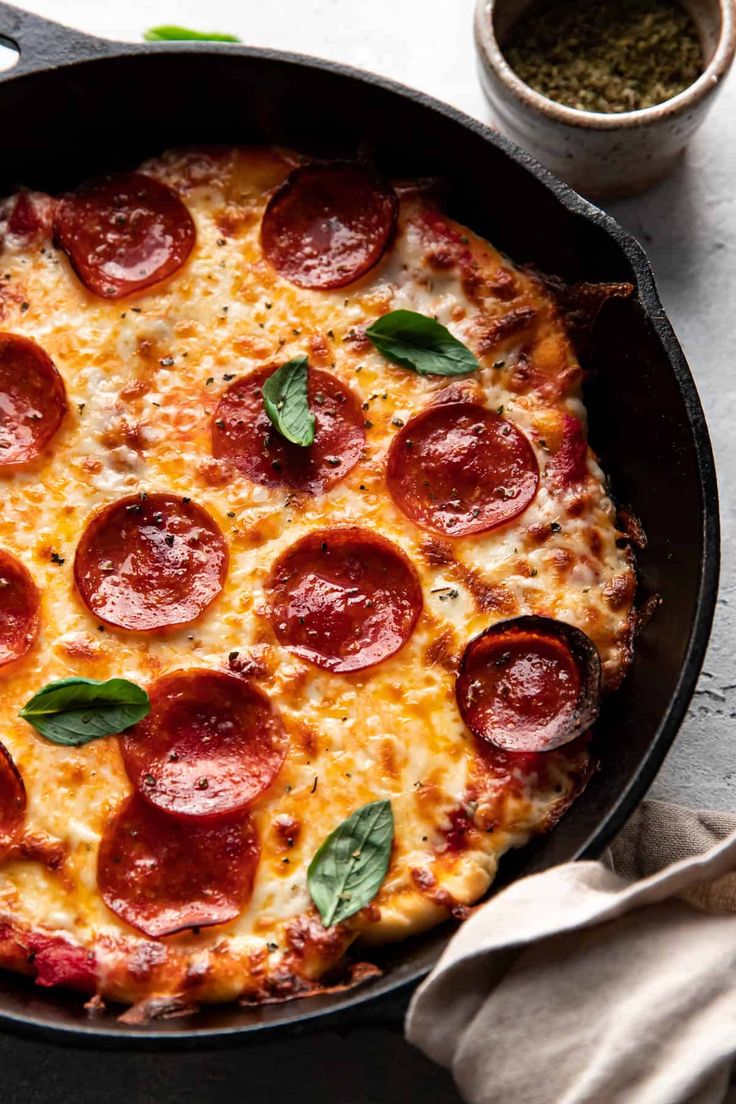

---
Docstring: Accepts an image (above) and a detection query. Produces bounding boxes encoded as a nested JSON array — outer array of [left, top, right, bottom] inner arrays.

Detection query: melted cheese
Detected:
[[0, 148, 635, 1003]]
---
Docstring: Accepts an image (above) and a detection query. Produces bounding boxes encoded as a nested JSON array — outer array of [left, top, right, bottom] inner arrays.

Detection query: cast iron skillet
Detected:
[[0, 2, 720, 1049]]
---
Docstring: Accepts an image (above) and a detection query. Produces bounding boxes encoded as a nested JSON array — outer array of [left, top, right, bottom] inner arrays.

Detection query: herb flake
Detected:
[[143, 25, 240, 42]]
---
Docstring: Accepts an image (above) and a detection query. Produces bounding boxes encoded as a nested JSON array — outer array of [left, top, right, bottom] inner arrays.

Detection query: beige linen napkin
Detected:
[[406, 800, 736, 1104]]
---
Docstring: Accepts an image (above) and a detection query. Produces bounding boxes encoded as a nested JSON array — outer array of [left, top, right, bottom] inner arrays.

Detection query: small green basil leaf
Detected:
[[262, 356, 315, 447], [143, 26, 241, 42], [308, 799, 394, 927], [365, 309, 478, 377], [19, 677, 150, 747]]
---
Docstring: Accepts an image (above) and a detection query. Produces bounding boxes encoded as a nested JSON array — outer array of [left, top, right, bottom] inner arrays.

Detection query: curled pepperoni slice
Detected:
[[387, 402, 539, 537], [98, 795, 259, 939], [122, 669, 287, 821], [456, 616, 601, 753], [74, 494, 228, 632], [261, 163, 397, 290], [0, 741, 26, 846], [266, 528, 422, 673], [0, 549, 40, 667], [212, 365, 365, 494], [0, 334, 67, 467], [53, 172, 195, 299]]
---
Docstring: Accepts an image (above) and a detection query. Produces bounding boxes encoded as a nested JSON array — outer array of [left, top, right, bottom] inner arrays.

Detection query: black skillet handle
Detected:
[[0, 2, 119, 78]]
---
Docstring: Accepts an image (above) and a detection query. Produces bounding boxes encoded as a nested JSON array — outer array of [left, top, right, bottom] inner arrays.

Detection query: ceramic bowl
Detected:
[[475, 0, 736, 198]]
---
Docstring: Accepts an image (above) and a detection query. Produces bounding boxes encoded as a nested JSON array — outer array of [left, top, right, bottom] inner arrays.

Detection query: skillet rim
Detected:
[[0, 20, 720, 1047]]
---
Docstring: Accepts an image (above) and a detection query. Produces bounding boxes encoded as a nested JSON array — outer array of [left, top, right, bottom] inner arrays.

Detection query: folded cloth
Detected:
[[406, 800, 736, 1104]]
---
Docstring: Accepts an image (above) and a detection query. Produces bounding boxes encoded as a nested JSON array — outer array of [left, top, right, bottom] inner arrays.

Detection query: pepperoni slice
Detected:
[[387, 402, 539, 537], [0, 334, 67, 467], [53, 172, 195, 299], [212, 365, 365, 494], [0, 549, 40, 667], [98, 795, 259, 939], [0, 741, 26, 845], [121, 669, 286, 821], [266, 528, 422, 673], [456, 616, 601, 753], [74, 494, 228, 632], [261, 163, 397, 290]]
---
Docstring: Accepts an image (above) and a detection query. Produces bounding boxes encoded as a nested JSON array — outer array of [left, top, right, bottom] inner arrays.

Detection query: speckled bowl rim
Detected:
[[475, 0, 736, 130]]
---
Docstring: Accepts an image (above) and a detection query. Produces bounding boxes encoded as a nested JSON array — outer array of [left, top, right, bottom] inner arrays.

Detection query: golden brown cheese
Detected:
[[0, 147, 635, 1007]]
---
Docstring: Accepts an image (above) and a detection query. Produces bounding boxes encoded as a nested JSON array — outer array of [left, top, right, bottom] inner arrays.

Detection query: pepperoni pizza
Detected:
[[0, 147, 636, 1014]]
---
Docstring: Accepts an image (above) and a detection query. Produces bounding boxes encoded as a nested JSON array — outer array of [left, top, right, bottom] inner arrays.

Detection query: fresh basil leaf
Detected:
[[144, 25, 241, 42], [365, 309, 478, 377], [19, 677, 150, 747], [262, 356, 315, 447], [308, 799, 394, 927]]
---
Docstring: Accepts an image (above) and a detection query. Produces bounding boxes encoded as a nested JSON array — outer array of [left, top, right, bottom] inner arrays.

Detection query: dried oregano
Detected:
[[503, 0, 703, 113]]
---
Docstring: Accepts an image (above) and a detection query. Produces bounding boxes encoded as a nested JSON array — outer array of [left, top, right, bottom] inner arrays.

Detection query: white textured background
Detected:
[[0, 2, 735, 1100]]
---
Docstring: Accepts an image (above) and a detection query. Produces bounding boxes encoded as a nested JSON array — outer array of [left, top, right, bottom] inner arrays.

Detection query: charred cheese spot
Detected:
[[547, 547, 575, 579], [424, 627, 459, 673], [603, 573, 636, 611], [474, 306, 537, 357]]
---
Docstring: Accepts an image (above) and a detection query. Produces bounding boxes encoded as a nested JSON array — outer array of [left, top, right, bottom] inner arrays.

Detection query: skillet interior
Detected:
[[0, 5, 719, 1045]]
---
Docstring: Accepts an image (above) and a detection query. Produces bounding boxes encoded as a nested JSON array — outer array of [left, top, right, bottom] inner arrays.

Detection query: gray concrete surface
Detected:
[[1, 0, 735, 1100]]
